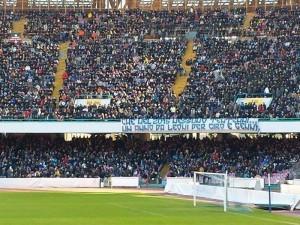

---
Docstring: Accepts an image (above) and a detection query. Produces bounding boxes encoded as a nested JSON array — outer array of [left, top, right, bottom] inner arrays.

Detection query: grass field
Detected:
[[0, 192, 299, 225]]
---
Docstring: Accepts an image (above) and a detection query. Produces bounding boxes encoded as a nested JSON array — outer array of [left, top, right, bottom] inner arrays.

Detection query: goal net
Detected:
[[193, 171, 228, 212]]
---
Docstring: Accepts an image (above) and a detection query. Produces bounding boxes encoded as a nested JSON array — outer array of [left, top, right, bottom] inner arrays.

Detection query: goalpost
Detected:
[[193, 171, 228, 212]]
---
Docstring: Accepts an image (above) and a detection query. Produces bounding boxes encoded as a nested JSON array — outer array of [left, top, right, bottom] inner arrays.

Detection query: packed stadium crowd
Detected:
[[0, 135, 298, 179], [0, 12, 20, 37], [56, 38, 184, 119], [0, 8, 299, 120], [23, 9, 245, 40], [0, 36, 59, 119], [249, 8, 300, 36], [179, 35, 299, 118]]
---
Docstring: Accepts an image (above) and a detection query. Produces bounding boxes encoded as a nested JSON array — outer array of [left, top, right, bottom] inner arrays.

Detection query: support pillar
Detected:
[[126, 0, 137, 8]]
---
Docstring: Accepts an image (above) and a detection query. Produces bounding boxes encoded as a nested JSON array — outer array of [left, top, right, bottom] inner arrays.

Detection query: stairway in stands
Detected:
[[172, 40, 196, 98], [152, 0, 161, 10], [243, 12, 257, 29], [52, 42, 70, 100], [12, 18, 27, 39], [159, 163, 170, 178]]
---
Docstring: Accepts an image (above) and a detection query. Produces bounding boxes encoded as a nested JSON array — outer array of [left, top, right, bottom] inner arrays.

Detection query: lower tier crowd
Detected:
[[0, 135, 298, 179]]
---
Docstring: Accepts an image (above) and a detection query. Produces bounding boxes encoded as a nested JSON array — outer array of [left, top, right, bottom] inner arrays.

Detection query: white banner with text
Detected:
[[0, 119, 300, 133], [121, 118, 260, 133]]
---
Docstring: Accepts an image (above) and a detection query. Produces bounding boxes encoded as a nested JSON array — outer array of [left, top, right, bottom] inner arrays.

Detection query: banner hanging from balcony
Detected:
[[121, 118, 260, 133], [74, 98, 111, 107]]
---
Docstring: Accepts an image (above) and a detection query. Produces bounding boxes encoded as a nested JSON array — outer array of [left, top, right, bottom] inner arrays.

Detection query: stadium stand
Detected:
[[249, 8, 300, 36], [178, 36, 299, 118], [23, 10, 245, 39], [56, 38, 185, 119], [0, 36, 59, 119], [0, 135, 298, 179], [0, 0, 300, 219], [0, 11, 20, 37], [0, 8, 298, 119], [196, 8, 246, 36], [24, 11, 76, 42]]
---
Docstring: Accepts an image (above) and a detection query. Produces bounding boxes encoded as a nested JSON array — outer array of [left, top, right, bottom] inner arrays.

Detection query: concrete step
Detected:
[[172, 40, 196, 98], [243, 12, 257, 29], [52, 41, 70, 100], [12, 18, 27, 39]]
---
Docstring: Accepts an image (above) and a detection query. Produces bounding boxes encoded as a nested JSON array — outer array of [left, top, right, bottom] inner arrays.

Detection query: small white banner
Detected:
[[75, 98, 111, 107]]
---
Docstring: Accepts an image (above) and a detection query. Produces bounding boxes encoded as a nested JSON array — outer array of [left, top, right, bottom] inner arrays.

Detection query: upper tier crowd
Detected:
[[0, 12, 20, 37], [0, 8, 299, 119], [179, 35, 299, 118], [249, 8, 300, 36], [24, 9, 245, 40], [57, 38, 184, 119], [0, 36, 59, 119], [0, 135, 298, 178]]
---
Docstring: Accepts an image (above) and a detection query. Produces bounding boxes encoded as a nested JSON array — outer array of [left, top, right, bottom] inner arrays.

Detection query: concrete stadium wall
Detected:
[[0, 178, 101, 188], [281, 184, 300, 195], [0, 177, 140, 188], [165, 182, 300, 210]]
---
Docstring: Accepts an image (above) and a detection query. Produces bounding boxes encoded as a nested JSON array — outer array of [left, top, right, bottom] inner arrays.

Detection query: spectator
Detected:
[[0, 135, 298, 179], [0, 8, 298, 119], [56, 38, 185, 119], [0, 36, 59, 119], [179, 35, 299, 118]]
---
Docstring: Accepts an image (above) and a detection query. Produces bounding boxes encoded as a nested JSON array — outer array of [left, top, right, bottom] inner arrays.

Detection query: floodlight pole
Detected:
[[268, 173, 272, 213], [224, 171, 228, 212]]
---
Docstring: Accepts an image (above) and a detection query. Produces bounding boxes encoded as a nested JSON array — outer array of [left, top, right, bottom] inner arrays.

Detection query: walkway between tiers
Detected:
[[243, 12, 257, 29], [12, 18, 27, 39], [172, 40, 196, 98], [52, 42, 70, 100]]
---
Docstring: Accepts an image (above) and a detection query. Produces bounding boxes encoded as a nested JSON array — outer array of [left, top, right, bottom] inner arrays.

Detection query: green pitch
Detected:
[[0, 192, 299, 225]]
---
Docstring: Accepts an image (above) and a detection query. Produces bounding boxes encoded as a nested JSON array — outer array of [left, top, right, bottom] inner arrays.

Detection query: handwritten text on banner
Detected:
[[121, 118, 260, 133]]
